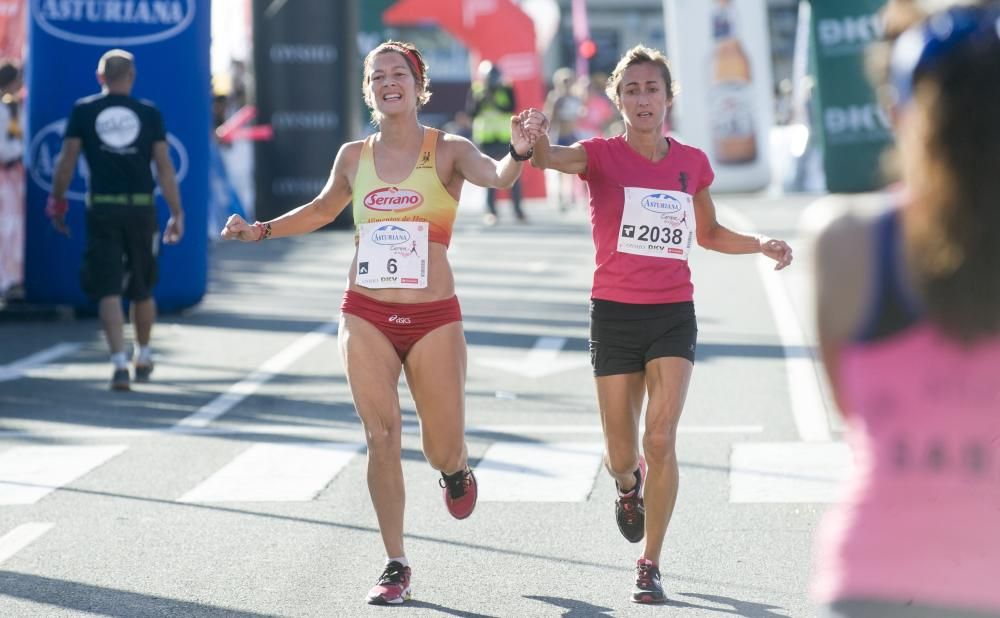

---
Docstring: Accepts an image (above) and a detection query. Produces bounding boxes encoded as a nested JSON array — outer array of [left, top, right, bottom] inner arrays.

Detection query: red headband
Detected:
[[380, 45, 423, 83]]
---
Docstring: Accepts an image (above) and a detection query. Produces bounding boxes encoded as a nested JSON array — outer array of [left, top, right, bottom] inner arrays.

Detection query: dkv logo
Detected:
[[371, 224, 411, 245], [33, 0, 196, 46], [29, 118, 189, 200], [364, 186, 423, 211], [640, 193, 682, 214]]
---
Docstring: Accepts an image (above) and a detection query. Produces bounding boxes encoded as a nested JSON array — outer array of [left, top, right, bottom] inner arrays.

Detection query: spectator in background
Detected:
[[576, 72, 616, 139], [46, 49, 184, 391], [442, 110, 472, 141], [810, 2, 1000, 617], [544, 67, 584, 211], [467, 60, 525, 225], [0, 59, 23, 299]]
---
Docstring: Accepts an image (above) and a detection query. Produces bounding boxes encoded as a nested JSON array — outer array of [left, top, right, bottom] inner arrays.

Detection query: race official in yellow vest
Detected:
[[467, 61, 525, 224]]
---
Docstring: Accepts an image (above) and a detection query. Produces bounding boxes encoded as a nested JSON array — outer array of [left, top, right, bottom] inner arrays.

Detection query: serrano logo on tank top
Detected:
[[372, 224, 412, 245], [640, 193, 682, 214], [33, 0, 196, 46], [364, 186, 423, 211]]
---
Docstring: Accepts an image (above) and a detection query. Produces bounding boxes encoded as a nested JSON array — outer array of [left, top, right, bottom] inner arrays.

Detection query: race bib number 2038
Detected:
[[617, 187, 695, 260]]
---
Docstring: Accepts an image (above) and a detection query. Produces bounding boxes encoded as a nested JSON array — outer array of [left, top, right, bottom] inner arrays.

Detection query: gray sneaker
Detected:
[[134, 362, 154, 382], [110, 368, 130, 391]]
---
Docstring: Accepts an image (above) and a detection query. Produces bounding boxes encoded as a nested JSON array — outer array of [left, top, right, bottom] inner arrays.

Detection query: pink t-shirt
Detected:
[[812, 324, 1000, 611], [579, 135, 714, 304]]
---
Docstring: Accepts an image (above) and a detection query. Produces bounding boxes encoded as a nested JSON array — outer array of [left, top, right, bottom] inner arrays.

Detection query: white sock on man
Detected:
[[135, 346, 152, 364], [110, 352, 128, 369], [388, 556, 409, 568]]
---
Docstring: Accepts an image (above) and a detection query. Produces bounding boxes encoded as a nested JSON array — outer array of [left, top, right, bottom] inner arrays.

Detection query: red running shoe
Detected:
[[632, 558, 666, 604], [439, 467, 477, 520], [366, 561, 412, 605], [615, 456, 646, 542]]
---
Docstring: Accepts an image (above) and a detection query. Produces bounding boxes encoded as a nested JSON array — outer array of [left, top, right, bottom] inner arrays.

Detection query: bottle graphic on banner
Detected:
[[710, 0, 757, 165]]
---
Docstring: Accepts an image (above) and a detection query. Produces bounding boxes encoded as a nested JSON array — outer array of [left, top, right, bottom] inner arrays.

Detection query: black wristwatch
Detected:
[[509, 142, 533, 161]]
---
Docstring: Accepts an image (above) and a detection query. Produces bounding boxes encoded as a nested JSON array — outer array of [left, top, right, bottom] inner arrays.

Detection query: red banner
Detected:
[[384, 0, 546, 198]]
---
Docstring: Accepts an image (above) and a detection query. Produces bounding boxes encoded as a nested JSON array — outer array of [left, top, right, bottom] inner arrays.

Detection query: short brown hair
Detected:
[[605, 45, 674, 107], [362, 40, 431, 126], [98, 49, 135, 83]]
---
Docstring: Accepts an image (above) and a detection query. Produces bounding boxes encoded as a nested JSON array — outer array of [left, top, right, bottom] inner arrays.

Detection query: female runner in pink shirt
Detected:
[[521, 45, 793, 603]]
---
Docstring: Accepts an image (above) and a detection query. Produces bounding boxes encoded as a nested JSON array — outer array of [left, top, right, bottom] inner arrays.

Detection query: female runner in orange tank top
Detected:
[[220, 40, 535, 606]]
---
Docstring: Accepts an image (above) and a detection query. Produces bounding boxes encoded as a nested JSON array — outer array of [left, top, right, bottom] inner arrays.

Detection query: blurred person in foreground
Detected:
[[467, 60, 525, 224], [522, 45, 793, 603], [47, 49, 184, 391], [810, 2, 1000, 617], [221, 40, 534, 606]]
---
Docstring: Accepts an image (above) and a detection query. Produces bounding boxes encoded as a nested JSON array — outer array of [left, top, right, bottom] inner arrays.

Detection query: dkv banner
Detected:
[[665, 0, 774, 193], [25, 0, 210, 310], [810, 0, 894, 193]]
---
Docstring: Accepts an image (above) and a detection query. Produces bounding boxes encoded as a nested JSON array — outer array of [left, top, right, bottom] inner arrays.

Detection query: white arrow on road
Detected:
[[475, 336, 590, 378]]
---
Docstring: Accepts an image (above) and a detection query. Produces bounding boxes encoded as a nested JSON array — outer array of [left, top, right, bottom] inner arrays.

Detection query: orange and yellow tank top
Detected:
[[352, 127, 458, 247]]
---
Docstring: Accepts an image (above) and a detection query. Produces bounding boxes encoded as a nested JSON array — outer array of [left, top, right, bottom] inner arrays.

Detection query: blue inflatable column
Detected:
[[25, 1, 210, 311]]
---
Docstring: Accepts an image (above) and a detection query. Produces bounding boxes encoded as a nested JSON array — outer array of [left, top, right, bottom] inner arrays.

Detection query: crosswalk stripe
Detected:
[[0, 423, 764, 440], [0, 445, 127, 505], [729, 442, 852, 503], [0, 343, 82, 382], [0, 523, 54, 565], [177, 442, 363, 503], [475, 442, 605, 502], [173, 321, 338, 430]]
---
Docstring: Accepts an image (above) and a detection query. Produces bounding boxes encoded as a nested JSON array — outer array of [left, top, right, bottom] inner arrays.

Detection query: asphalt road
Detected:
[[0, 189, 844, 617]]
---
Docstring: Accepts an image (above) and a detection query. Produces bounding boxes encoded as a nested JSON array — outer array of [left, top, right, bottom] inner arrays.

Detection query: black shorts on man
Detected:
[[80, 202, 158, 300]]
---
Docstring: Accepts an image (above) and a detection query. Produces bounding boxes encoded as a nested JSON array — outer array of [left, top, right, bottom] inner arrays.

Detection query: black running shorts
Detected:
[[80, 204, 159, 301], [589, 299, 697, 376]]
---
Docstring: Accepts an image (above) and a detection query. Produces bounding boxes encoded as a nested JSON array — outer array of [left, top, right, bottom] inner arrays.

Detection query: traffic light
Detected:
[[578, 38, 597, 60]]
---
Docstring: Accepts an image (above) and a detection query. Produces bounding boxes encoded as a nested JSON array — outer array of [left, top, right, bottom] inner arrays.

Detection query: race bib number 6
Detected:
[[356, 221, 428, 289], [617, 187, 696, 260]]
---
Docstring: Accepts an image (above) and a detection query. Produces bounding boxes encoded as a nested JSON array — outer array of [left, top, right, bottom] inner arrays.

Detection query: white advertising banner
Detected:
[[664, 0, 774, 193]]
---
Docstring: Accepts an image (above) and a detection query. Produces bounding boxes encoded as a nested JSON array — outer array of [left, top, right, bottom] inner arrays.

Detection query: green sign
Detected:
[[810, 0, 894, 193]]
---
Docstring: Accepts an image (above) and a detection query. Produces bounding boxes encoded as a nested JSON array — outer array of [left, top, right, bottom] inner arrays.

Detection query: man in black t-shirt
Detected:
[[46, 49, 184, 391]]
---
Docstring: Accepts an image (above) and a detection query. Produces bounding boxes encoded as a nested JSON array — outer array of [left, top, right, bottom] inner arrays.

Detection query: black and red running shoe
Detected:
[[439, 467, 477, 519], [632, 558, 666, 604], [615, 456, 646, 543], [366, 561, 412, 605]]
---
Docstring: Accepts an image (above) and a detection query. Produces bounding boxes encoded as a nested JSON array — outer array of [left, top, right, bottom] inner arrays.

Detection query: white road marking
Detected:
[[0, 343, 82, 382], [0, 423, 763, 440], [475, 442, 605, 501], [177, 441, 362, 502], [0, 523, 55, 565], [475, 336, 590, 378], [0, 445, 127, 504], [468, 424, 763, 435], [717, 204, 832, 442], [171, 322, 338, 430], [729, 442, 852, 503]]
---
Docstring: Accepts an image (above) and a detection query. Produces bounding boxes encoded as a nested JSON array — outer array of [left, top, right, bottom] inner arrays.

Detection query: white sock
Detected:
[[387, 556, 409, 568], [135, 346, 152, 364], [110, 352, 128, 369]]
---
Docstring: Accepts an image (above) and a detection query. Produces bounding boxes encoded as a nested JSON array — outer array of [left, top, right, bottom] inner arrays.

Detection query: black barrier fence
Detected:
[[252, 0, 358, 224]]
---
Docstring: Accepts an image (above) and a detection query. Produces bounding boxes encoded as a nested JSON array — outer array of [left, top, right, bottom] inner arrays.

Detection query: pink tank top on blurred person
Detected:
[[579, 135, 714, 305], [812, 210, 1000, 613]]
